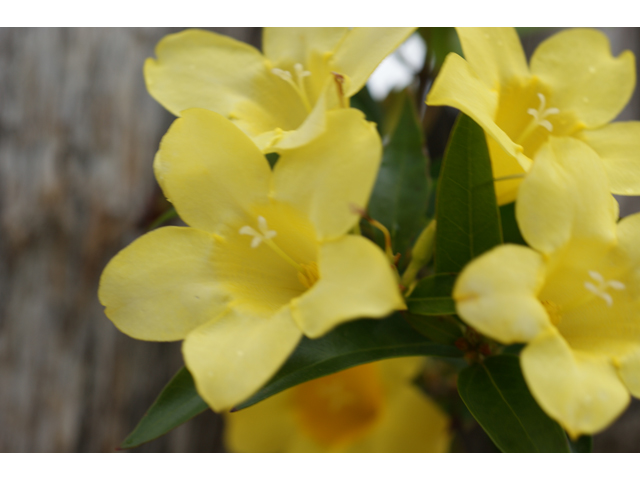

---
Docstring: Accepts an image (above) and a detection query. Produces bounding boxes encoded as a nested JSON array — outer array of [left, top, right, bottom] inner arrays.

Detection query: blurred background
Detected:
[[1, 27, 639, 452]]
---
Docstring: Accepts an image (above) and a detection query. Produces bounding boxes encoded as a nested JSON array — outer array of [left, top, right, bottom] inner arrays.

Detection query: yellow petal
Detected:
[[539, 243, 640, 358], [144, 29, 307, 137], [331, 27, 417, 96], [578, 122, 640, 195], [426, 53, 522, 164], [224, 389, 298, 452], [291, 235, 405, 338], [211, 200, 317, 317], [516, 136, 618, 255], [352, 384, 451, 453], [98, 227, 228, 341], [263, 27, 347, 69], [154, 108, 271, 234], [530, 28, 635, 129], [272, 108, 381, 240], [227, 358, 450, 453], [454, 245, 550, 344], [377, 356, 426, 386], [565, 212, 640, 357], [521, 329, 630, 438], [270, 84, 329, 152], [617, 348, 640, 398], [488, 135, 526, 206], [456, 27, 529, 90], [183, 306, 301, 412]]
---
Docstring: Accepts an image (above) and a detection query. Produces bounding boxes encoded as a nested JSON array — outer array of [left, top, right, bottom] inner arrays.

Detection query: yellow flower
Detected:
[[453, 137, 640, 438], [98, 107, 405, 412], [145, 27, 415, 151], [427, 28, 637, 205], [224, 358, 451, 452]]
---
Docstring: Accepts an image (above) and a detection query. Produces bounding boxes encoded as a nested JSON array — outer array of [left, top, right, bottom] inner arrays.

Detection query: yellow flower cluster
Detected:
[[99, 28, 451, 452], [437, 28, 640, 438], [99, 27, 640, 450]]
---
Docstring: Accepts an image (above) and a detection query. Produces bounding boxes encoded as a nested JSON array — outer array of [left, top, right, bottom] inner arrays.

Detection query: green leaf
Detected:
[[406, 273, 457, 316], [499, 202, 527, 246], [235, 313, 463, 411], [265, 152, 280, 169], [405, 313, 462, 345], [121, 313, 464, 448], [369, 92, 430, 258], [516, 27, 552, 37], [120, 367, 208, 450], [435, 113, 502, 274], [420, 27, 461, 70], [350, 85, 384, 133], [147, 207, 178, 231], [568, 435, 593, 453], [458, 355, 570, 453]]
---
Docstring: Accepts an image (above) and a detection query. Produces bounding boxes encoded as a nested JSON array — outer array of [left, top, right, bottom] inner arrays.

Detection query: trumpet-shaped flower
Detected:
[[224, 358, 451, 452], [98, 108, 405, 411], [453, 137, 640, 437], [427, 28, 638, 205], [145, 28, 415, 151]]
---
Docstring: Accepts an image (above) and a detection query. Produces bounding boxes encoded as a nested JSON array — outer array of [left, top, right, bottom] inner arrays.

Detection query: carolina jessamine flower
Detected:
[[98, 107, 405, 411], [145, 27, 415, 151], [427, 28, 638, 205], [453, 137, 640, 437], [224, 358, 451, 452]]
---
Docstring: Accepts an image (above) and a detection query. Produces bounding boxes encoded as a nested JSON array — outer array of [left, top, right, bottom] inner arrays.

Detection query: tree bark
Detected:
[[0, 27, 259, 452]]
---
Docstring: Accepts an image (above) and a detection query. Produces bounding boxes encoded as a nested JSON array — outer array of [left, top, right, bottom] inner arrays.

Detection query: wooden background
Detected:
[[1, 27, 639, 452]]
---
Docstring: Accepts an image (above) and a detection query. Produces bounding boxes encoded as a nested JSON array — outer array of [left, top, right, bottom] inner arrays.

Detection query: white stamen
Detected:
[[257, 216, 277, 239], [527, 93, 560, 132], [584, 282, 599, 295], [271, 65, 313, 112], [539, 120, 554, 132], [588, 270, 604, 282], [584, 270, 625, 307], [239, 216, 277, 249], [608, 280, 626, 290], [294, 63, 311, 78], [271, 68, 292, 81]]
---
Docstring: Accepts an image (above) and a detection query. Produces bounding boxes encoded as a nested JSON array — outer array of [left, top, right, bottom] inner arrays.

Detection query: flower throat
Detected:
[[239, 215, 319, 288]]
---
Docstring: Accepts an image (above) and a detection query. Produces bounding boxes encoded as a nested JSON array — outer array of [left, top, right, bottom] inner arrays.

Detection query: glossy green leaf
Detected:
[[369, 92, 430, 258], [265, 152, 280, 169], [350, 85, 384, 133], [235, 313, 463, 411], [405, 313, 462, 345], [120, 367, 208, 450], [420, 27, 461, 70], [500, 202, 527, 246], [516, 27, 552, 37], [406, 273, 457, 316], [435, 113, 503, 274], [458, 355, 570, 453]]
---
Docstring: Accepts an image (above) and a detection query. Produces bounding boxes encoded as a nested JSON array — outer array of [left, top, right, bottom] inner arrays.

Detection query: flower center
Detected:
[[271, 63, 313, 112], [297, 262, 319, 289], [516, 93, 560, 145], [583, 270, 626, 307], [541, 300, 562, 326], [291, 363, 384, 447], [240, 215, 318, 289]]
